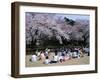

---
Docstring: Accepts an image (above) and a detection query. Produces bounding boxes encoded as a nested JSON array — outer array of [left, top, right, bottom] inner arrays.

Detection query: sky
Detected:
[[26, 12, 90, 21], [56, 14, 90, 20]]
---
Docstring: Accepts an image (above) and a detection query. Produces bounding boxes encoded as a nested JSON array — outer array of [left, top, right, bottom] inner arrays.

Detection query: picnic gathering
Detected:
[[29, 47, 89, 65]]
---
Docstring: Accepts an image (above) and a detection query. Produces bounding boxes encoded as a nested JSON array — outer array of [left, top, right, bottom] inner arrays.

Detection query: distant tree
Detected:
[[64, 17, 75, 26]]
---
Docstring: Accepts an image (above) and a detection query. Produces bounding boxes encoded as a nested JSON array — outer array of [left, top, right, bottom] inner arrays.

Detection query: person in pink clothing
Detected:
[[64, 53, 70, 61], [39, 51, 45, 61]]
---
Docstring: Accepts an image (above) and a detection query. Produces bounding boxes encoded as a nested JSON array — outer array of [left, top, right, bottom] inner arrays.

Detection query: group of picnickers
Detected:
[[30, 47, 90, 65]]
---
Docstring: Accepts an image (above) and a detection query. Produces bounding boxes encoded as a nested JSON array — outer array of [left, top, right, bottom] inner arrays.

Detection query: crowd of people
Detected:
[[30, 47, 90, 65]]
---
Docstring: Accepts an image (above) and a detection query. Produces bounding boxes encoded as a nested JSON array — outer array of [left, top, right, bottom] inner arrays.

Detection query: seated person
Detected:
[[43, 56, 50, 64], [58, 55, 63, 63], [58, 53, 66, 63], [72, 51, 78, 58], [64, 54, 70, 61], [67, 50, 73, 59], [39, 51, 45, 61], [50, 53, 59, 64], [79, 49, 84, 57], [57, 51, 62, 57], [45, 50, 49, 57], [37, 51, 41, 57], [30, 54, 37, 62]]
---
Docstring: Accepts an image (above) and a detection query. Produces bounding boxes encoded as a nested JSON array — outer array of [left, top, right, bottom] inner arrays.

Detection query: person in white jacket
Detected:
[[31, 54, 37, 62]]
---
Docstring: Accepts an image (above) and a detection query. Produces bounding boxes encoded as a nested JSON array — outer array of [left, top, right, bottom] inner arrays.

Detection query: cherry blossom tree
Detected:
[[25, 12, 89, 47]]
